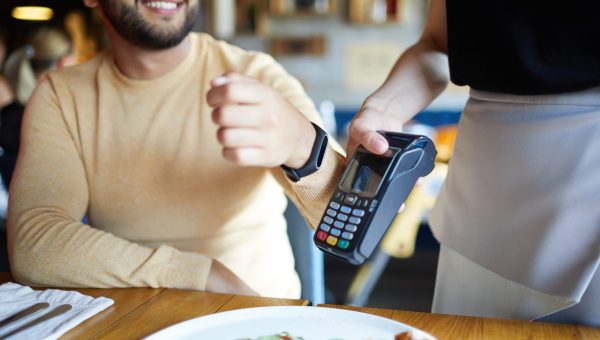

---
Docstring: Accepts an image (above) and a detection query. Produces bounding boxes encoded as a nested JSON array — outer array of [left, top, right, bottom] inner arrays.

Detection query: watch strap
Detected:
[[281, 122, 328, 182]]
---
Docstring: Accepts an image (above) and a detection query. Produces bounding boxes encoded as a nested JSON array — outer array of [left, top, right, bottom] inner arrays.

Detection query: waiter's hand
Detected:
[[348, 101, 421, 214], [207, 72, 315, 169], [346, 103, 405, 162]]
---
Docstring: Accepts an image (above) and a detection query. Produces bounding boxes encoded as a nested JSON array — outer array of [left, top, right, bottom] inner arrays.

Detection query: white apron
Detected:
[[429, 87, 600, 324]]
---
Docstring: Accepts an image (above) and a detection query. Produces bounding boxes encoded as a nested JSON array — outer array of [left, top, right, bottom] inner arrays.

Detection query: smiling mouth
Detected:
[[141, 0, 184, 11]]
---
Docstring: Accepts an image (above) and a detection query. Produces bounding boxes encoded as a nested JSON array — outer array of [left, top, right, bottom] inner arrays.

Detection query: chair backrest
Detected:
[[284, 197, 325, 305], [0, 219, 9, 272]]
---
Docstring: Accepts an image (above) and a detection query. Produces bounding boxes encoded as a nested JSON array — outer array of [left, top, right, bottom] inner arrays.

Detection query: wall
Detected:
[[227, 0, 468, 120]]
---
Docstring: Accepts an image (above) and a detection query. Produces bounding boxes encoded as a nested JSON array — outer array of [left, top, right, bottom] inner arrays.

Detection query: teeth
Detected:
[[145, 1, 177, 10]]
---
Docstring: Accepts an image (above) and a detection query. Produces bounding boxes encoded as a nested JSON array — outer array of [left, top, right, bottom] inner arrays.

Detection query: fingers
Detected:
[[210, 72, 245, 87], [362, 130, 389, 155], [348, 121, 389, 155], [207, 73, 264, 107], [222, 147, 267, 166], [216, 127, 264, 148], [208, 72, 314, 169], [211, 105, 268, 128], [207, 82, 261, 107]]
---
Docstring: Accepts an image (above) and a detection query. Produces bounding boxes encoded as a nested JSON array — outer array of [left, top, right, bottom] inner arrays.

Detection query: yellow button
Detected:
[[326, 236, 338, 246]]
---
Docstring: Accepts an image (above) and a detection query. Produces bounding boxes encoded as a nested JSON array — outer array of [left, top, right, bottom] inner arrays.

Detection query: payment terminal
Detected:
[[313, 131, 437, 265]]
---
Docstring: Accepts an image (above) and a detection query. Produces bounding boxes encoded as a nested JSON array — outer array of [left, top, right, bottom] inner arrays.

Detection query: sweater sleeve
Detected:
[[7, 79, 212, 290], [243, 53, 346, 229]]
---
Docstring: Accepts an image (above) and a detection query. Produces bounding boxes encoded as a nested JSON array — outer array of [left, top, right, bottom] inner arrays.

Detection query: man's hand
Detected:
[[206, 259, 258, 296], [207, 73, 315, 169], [346, 102, 405, 161]]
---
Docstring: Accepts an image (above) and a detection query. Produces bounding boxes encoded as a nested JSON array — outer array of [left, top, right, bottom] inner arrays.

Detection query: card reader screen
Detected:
[[339, 150, 396, 197]]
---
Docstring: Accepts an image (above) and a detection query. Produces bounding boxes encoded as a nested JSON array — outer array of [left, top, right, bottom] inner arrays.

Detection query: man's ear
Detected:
[[83, 0, 99, 8]]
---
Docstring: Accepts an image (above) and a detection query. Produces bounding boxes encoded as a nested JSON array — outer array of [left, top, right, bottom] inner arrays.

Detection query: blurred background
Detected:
[[0, 0, 467, 312]]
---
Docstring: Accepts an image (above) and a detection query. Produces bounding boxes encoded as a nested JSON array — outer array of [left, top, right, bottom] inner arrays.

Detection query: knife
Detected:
[[0, 302, 50, 329], [0, 304, 72, 338]]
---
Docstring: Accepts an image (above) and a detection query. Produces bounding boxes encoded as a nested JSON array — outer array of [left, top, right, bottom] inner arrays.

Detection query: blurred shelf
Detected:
[[349, 0, 403, 25], [269, 0, 337, 16], [234, 0, 269, 36], [271, 36, 326, 57]]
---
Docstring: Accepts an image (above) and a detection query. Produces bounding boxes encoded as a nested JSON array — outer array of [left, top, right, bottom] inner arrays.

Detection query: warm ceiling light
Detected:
[[12, 6, 54, 21]]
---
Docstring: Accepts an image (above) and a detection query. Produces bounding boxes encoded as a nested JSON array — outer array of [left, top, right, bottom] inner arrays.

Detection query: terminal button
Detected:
[[326, 236, 338, 246], [349, 217, 362, 225], [345, 224, 358, 232], [337, 213, 349, 222], [344, 194, 358, 205], [334, 221, 345, 229], [341, 232, 354, 240], [338, 240, 350, 249]]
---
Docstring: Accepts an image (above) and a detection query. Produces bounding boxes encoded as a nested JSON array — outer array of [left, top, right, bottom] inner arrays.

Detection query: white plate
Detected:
[[145, 306, 437, 340]]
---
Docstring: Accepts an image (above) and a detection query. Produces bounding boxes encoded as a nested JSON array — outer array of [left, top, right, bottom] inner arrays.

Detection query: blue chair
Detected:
[[285, 197, 325, 305]]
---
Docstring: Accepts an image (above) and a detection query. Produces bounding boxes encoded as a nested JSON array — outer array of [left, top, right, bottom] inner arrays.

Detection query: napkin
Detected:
[[0, 282, 114, 340]]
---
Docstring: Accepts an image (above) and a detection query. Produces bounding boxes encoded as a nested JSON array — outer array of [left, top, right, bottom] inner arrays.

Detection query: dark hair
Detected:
[[0, 27, 7, 53], [0, 27, 6, 46]]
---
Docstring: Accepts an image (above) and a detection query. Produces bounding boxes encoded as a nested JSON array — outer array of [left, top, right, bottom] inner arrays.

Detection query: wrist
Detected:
[[361, 95, 392, 114], [284, 120, 317, 169], [281, 122, 328, 182], [361, 96, 414, 125], [206, 259, 257, 296]]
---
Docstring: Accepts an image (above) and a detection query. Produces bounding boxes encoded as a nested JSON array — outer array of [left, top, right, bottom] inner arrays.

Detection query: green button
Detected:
[[338, 240, 350, 249]]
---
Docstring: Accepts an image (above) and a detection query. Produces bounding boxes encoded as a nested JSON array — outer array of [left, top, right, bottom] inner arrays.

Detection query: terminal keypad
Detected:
[[317, 191, 378, 250]]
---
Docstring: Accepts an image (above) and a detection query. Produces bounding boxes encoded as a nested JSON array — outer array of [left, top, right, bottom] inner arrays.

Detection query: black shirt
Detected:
[[446, 0, 600, 95], [0, 101, 24, 154], [0, 100, 24, 187]]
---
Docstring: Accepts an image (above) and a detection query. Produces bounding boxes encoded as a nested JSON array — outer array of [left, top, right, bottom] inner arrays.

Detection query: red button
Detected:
[[317, 231, 327, 241]]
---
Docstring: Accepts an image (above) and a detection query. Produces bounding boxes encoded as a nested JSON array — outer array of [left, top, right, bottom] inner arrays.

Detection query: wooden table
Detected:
[[1, 273, 599, 339]]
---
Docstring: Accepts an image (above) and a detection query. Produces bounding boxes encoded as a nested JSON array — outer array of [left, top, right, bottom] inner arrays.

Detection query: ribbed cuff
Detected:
[[288, 145, 345, 227], [161, 246, 212, 291]]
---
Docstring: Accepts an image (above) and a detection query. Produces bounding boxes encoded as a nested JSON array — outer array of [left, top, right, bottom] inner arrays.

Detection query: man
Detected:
[[7, 0, 344, 298]]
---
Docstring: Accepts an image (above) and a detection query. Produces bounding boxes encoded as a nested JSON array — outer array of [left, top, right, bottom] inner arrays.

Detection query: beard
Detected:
[[99, 0, 199, 50]]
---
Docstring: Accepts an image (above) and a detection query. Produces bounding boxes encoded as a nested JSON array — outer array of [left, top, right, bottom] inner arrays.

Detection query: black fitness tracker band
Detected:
[[281, 122, 329, 182]]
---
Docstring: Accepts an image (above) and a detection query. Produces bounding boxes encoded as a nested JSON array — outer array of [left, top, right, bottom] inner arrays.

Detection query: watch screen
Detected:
[[339, 149, 398, 198]]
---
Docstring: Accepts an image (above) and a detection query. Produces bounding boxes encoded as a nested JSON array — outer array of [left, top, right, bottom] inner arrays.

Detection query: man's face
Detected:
[[99, 0, 199, 50]]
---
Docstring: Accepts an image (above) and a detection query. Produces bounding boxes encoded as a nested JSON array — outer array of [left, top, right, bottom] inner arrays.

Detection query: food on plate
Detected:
[[237, 332, 304, 340], [237, 331, 417, 340], [395, 331, 413, 340]]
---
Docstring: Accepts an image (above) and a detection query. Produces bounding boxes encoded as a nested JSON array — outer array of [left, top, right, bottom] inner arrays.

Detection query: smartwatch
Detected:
[[281, 122, 328, 182]]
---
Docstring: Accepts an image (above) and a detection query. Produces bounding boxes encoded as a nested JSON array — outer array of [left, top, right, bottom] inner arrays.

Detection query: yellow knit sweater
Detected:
[[8, 33, 344, 298]]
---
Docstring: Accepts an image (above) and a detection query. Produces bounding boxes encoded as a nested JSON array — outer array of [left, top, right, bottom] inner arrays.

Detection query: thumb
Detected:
[[349, 121, 388, 155]]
